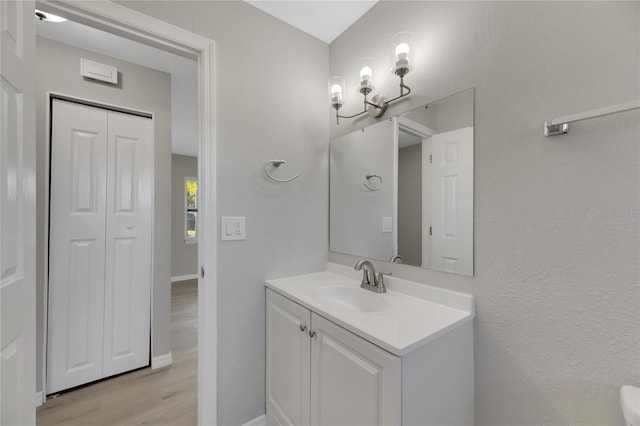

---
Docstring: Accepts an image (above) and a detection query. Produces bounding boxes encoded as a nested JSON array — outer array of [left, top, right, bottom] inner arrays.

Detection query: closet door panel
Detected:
[[102, 111, 152, 377], [47, 100, 108, 394]]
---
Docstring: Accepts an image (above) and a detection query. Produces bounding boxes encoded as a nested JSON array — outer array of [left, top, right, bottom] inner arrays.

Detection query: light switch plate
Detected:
[[382, 217, 393, 233], [221, 217, 246, 241]]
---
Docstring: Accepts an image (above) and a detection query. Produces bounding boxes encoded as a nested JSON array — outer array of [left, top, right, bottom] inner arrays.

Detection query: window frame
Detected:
[[185, 176, 198, 243]]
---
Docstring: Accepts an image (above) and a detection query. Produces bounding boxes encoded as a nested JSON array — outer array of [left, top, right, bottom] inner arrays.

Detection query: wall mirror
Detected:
[[330, 88, 474, 276]]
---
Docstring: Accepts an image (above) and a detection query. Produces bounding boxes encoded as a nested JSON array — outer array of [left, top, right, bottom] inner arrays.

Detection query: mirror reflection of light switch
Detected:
[[382, 217, 393, 233]]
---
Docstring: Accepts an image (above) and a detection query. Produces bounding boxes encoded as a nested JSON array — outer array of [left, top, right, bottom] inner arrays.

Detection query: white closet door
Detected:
[[102, 111, 152, 377], [0, 0, 36, 423], [48, 102, 153, 393], [431, 127, 474, 275], [48, 100, 109, 394]]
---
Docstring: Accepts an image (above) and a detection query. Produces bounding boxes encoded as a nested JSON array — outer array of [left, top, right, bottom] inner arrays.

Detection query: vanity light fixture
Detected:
[[329, 32, 413, 125], [35, 9, 67, 23]]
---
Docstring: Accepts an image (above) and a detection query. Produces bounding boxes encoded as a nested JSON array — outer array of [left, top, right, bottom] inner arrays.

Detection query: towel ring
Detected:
[[364, 173, 383, 191], [264, 159, 298, 183]]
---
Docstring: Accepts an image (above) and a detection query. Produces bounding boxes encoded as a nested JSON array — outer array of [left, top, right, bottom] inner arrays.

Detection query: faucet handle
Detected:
[[377, 272, 391, 280], [376, 272, 391, 292]]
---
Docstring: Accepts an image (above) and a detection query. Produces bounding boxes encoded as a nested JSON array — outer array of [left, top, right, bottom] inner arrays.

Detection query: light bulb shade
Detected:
[[328, 76, 345, 109], [391, 31, 414, 77], [356, 57, 375, 95]]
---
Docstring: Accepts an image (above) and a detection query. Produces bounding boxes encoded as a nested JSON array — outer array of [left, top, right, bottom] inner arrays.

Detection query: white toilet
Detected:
[[621, 385, 640, 426]]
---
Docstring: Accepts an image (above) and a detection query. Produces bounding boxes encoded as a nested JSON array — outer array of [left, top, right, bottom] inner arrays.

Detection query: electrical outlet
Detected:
[[221, 217, 246, 241]]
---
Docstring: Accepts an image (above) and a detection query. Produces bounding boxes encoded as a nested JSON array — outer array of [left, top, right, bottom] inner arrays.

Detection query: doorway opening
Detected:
[[33, 2, 217, 424]]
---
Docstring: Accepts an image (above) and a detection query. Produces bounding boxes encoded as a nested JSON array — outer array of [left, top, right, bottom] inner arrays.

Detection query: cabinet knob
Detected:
[[309, 330, 316, 338], [300, 324, 307, 332]]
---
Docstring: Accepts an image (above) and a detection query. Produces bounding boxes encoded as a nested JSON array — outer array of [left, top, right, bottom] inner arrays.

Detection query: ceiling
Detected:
[[246, 1, 378, 43], [35, 1, 377, 156]]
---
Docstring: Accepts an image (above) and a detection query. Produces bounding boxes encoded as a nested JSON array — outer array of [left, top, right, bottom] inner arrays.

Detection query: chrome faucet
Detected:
[[354, 260, 388, 293]]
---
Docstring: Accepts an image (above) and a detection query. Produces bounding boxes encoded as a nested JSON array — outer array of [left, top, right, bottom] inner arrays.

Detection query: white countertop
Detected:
[[265, 263, 475, 356]]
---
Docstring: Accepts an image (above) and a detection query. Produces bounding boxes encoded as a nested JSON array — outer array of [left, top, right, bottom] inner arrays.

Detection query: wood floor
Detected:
[[37, 280, 198, 426]]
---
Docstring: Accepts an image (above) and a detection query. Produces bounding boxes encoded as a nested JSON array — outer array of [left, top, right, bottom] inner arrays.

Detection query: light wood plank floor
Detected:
[[37, 280, 198, 426]]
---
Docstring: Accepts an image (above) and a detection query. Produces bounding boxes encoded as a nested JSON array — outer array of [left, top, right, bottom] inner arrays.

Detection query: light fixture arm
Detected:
[[333, 95, 371, 124], [334, 78, 411, 125], [385, 76, 411, 104]]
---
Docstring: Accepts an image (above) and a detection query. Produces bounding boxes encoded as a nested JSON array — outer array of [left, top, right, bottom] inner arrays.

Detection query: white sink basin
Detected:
[[265, 266, 475, 355], [312, 286, 390, 313]]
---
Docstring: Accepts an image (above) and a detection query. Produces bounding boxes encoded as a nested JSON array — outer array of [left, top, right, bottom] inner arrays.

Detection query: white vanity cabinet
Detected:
[[266, 267, 475, 426], [266, 289, 401, 426]]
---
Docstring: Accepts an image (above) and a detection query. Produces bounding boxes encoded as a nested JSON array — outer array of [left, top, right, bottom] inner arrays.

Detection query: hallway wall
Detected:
[[171, 154, 198, 279]]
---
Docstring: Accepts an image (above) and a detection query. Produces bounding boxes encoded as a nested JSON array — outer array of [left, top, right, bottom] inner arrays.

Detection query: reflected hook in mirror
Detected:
[[364, 173, 383, 191]]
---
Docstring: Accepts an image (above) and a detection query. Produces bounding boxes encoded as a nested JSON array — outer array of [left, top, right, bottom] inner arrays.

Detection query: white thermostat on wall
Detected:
[[80, 58, 118, 84]]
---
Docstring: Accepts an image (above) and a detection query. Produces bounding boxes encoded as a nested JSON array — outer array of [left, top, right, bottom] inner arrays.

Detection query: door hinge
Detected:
[[429, 226, 432, 236], [429, 154, 432, 164], [200, 267, 205, 278]]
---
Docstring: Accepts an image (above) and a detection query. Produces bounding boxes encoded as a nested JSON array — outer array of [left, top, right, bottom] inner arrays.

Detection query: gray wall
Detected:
[[35, 36, 172, 393], [330, 2, 639, 425], [171, 154, 198, 278], [397, 143, 422, 266], [435, 89, 474, 134], [119, 2, 329, 424]]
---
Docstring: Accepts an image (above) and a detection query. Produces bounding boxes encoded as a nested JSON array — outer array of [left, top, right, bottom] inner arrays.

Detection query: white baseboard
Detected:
[[35, 391, 43, 407], [171, 274, 198, 283], [242, 414, 266, 426], [151, 352, 173, 369]]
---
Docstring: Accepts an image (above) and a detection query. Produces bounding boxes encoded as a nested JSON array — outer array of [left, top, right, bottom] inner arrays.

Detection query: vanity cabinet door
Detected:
[[266, 290, 312, 426], [310, 313, 402, 426]]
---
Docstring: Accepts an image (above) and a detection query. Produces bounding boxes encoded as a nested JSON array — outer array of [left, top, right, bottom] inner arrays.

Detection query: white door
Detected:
[[48, 100, 109, 394], [266, 290, 311, 426], [0, 0, 37, 424], [102, 111, 152, 377], [47, 100, 152, 394], [431, 126, 474, 275], [310, 314, 401, 426]]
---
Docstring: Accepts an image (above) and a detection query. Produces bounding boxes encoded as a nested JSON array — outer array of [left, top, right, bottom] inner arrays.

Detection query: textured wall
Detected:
[[35, 36, 172, 393], [330, 2, 639, 424], [118, 2, 330, 424], [171, 154, 198, 278]]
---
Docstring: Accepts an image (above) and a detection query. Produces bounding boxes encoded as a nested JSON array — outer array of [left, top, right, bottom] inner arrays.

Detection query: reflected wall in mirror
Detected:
[[330, 88, 474, 276]]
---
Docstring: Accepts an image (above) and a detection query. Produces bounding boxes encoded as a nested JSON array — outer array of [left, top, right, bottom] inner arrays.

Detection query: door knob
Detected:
[[299, 324, 307, 332], [309, 330, 316, 338]]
